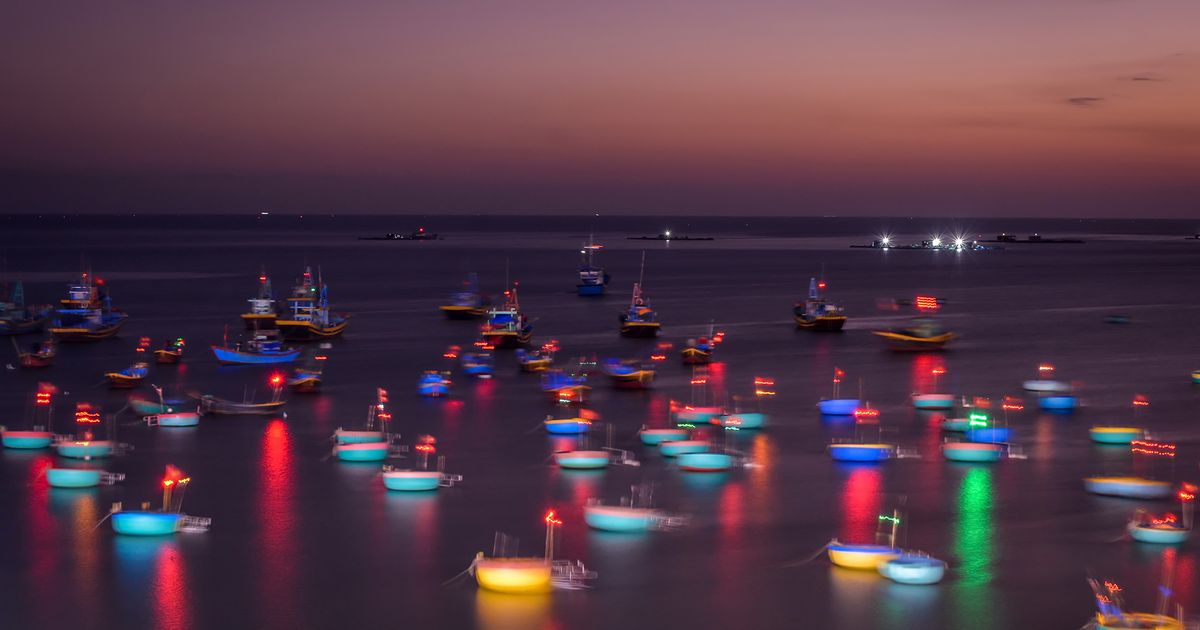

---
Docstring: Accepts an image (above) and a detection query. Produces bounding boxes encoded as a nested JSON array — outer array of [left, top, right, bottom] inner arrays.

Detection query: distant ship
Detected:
[[794, 277, 847, 331], [358, 227, 441, 241], [576, 235, 610, 296]]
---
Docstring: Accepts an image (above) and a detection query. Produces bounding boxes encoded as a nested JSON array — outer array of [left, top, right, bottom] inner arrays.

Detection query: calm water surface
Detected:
[[1, 217, 1198, 629]]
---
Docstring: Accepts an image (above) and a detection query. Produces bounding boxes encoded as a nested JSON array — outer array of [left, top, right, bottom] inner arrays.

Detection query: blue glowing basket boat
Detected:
[[829, 443, 894, 462], [334, 442, 390, 462], [156, 412, 200, 427], [878, 554, 947, 584], [826, 541, 899, 569], [1128, 524, 1190, 544], [544, 418, 591, 435], [382, 470, 442, 492], [46, 468, 103, 488], [554, 450, 610, 469], [1038, 395, 1077, 412], [461, 353, 494, 378], [659, 440, 709, 457], [1089, 427, 1142, 444], [417, 372, 450, 397], [940, 418, 971, 432], [966, 427, 1011, 443], [943, 442, 1003, 463], [714, 412, 766, 430], [639, 428, 689, 445], [111, 512, 182, 536], [677, 452, 733, 472], [1084, 477, 1172, 499], [817, 399, 860, 416], [56, 440, 114, 459], [584, 505, 656, 532], [1, 430, 53, 449]]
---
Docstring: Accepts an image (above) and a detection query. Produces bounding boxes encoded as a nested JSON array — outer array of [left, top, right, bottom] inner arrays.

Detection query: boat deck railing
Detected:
[[178, 515, 212, 533], [550, 560, 597, 590], [439, 473, 464, 488], [602, 447, 641, 467], [99, 472, 126, 486]]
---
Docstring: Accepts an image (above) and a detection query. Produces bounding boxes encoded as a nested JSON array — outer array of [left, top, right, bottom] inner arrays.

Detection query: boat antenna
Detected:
[[638, 251, 646, 287]]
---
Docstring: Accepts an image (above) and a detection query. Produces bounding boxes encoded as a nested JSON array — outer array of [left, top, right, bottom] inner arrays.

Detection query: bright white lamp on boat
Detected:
[[931, 237, 942, 247], [880, 236, 891, 248], [954, 237, 965, 249]]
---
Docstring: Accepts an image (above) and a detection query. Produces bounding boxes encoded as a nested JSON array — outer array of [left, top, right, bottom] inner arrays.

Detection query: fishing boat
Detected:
[[794, 277, 847, 331], [287, 350, 327, 393], [618, 283, 660, 337], [196, 376, 287, 416], [241, 270, 278, 329], [418, 371, 451, 397], [0, 282, 51, 336], [105, 362, 149, 389], [515, 348, 554, 372], [461, 352, 495, 378], [638, 427, 689, 445], [1, 429, 54, 449], [1127, 486, 1194, 544], [911, 393, 954, 410], [482, 284, 533, 348], [276, 269, 349, 340], [108, 468, 210, 536], [540, 370, 589, 402], [334, 390, 390, 445], [602, 358, 655, 389], [13, 337, 55, 368], [872, 318, 956, 351], [49, 273, 128, 341], [680, 337, 714, 364], [470, 511, 596, 594], [56, 404, 117, 458], [576, 236, 609, 296], [829, 443, 895, 462], [135, 387, 200, 427], [46, 467, 124, 489], [154, 337, 186, 364], [1085, 577, 1188, 630], [826, 543, 899, 570], [1090, 427, 1144, 445], [714, 411, 767, 430], [211, 329, 301, 365], [1085, 477, 1173, 500], [659, 439, 710, 457], [439, 273, 489, 319]]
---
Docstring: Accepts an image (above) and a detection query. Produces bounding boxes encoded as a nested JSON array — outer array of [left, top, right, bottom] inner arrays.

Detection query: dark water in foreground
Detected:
[[1, 217, 1199, 629]]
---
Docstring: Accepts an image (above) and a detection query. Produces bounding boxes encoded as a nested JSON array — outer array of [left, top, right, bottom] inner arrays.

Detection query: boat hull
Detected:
[[827, 543, 899, 569], [912, 394, 955, 410], [584, 505, 656, 532], [818, 399, 861, 416], [19, 353, 55, 368], [382, 471, 441, 491], [829, 443, 894, 462], [106, 374, 145, 389], [544, 419, 590, 435], [1094, 613, 1185, 630], [483, 331, 532, 348], [335, 430, 385, 444], [474, 558, 552, 594], [1038, 395, 1077, 412], [794, 315, 847, 331], [673, 408, 723, 425], [1084, 477, 1172, 499], [288, 376, 321, 393], [659, 440, 709, 457], [714, 412, 766, 430], [50, 319, 126, 342], [620, 322, 660, 338], [0, 314, 48, 336], [199, 397, 286, 416], [639, 429, 689, 445], [576, 284, 606, 297], [680, 348, 712, 364], [677, 452, 733, 472], [1128, 525, 1189, 544], [56, 441, 114, 458], [872, 330, 955, 351], [2, 430, 53, 449], [607, 370, 655, 389], [211, 345, 301, 365], [241, 313, 277, 329], [334, 442, 390, 462], [129, 397, 189, 415], [878, 555, 946, 584], [966, 427, 1011, 443], [943, 442, 1003, 462], [154, 350, 182, 364], [47, 468, 103, 488], [112, 512, 181, 536], [440, 305, 485, 319], [157, 412, 200, 427], [1022, 379, 1071, 393], [275, 318, 349, 341], [1089, 427, 1142, 444], [554, 450, 610, 469]]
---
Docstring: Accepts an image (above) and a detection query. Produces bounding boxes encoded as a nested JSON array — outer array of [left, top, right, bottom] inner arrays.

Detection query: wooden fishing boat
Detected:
[[440, 273, 489, 319], [872, 318, 956, 351], [619, 283, 660, 337], [1086, 577, 1187, 630], [287, 351, 327, 393], [794, 277, 847, 331], [460, 352, 495, 378], [576, 236, 609, 296], [418, 371, 451, 397], [515, 348, 553, 372], [211, 329, 301, 365], [482, 285, 533, 348], [154, 337, 186, 364], [241, 270, 278, 329], [276, 269, 349, 340], [49, 273, 128, 341], [14, 337, 55, 368], [602, 358, 655, 389], [105, 362, 149, 389], [197, 395, 286, 416], [0, 282, 51, 336], [680, 326, 721, 364]]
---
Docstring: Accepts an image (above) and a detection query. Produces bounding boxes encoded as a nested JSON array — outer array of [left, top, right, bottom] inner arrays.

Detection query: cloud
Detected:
[[1066, 96, 1104, 107], [1124, 73, 1167, 82]]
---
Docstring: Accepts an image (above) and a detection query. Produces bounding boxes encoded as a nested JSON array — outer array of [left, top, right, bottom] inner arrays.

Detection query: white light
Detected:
[[665, 230, 671, 237], [931, 238, 942, 247], [954, 238, 965, 247], [881, 237, 891, 245]]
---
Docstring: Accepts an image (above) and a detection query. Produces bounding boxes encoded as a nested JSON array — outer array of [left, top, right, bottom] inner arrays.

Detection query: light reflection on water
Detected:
[[952, 466, 999, 629], [257, 419, 298, 629]]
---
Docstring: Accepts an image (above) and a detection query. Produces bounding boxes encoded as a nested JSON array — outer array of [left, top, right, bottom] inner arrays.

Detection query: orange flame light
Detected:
[[1038, 363, 1054, 373], [915, 295, 940, 311], [74, 402, 101, 424], [544, 510, 562, 526], [1132, 394, 1149, 407], [1131, 439, 1175, 457], [269, 373, 284, 386]]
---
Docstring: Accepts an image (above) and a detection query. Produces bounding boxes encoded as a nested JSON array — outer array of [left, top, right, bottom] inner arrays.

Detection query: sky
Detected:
[[1, 0, 1197, 217]]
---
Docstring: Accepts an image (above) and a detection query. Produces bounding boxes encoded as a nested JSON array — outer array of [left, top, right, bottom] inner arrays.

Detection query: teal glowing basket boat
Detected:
[[111, 511, 182, 536], [156, 412, 200, 428], [673, 407, 723, 425], [1084, 477, 1172, 499], [129, 396, 190, 416], [1, 430, 53, 449], [554, 450, 610, 470], [829, 443, 894, 462], [1128, 523, 1190, 544], [966, 427, 1011, 443], [47, 468, 103, 488], [817, 399, 860, 416], [1038, 395, 1077, 412], [381, 470, 442, 491], [334, 442, 389, 462], [334, 429, 385, 444], [714, 412, 766, 430], [639, 428, 688, 445], [56, 440, 114, 459], [1089, 427, 1142, 444], [677, 452, 733, 472], [912, 394, 955, 410], [943, 442, 1003, 463], [878, 554, 947, 584], [584, 505, 657, 532], [940, 418, 970, 432], [659, 440, 709, 457]]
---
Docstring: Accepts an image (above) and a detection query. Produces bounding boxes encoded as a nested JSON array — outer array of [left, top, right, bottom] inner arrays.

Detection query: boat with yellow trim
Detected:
[[619, 282, 660, 337], [872, 318, 956, 351], [474, 556, 553, 594], [49, 273, 128, 341], [276, 269, 349, 341], [602, 358, 655, 389], [482, 284, 533, 348], [1191, 370, 1200, 385], [1084, 476, 1173, 500], [794, 277, 847, 331], [1086, 577, 1187, 630], [0, 282, 51, 336], [1090, 426, 1143, 445], [153, 337, 185, 364], [516, 348, 553, 372], [827, 541, 900, 569], [241, 270, 278, 329], [105, 362, 149, 389], [440, 273, 489, 319]]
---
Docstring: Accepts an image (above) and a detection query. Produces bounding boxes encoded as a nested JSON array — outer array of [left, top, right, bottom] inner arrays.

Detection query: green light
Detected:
[[878, 515, 901, 524], [677, 423, 695, 428], [968, 412, 990, 427]]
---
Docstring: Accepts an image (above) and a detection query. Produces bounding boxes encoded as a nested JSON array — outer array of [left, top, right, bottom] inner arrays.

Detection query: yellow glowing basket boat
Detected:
[[826, 541, 900, 569], [474, 556, 553, 594], [1094, 612, 1184, 630]]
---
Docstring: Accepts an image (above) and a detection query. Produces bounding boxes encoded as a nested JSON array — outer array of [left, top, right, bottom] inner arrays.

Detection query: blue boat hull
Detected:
[[112, 512, 181, 536], [829, 444, 893, 462], [47, 468, 103, 488], [818, 399, 861, 416], [382, 472, 441, 491], [1038, 396, 1077, 412], [577, 284, 606, 296], [129, 398, 190, 415], [211, 346, 300, 364], [544, 421, 590, 435], [966, 427, 1011, 443]]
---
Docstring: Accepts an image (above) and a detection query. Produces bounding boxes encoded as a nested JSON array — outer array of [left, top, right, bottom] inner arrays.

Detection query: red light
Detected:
[[1104, 581, 1122, 594], [754, 377, 775, 386], [931, 367, 945, 376], [854, 408, 880, 419], [690, 378, 707, 385], [915, 295, 939, 311], [972, 397, 991, 408], [35, 392, 52, 406], [1038, 364, 1054, 373], [1132, 394, 1149, 407], [269, 373, 284, 386], [1131, 439, 1175, 457], [650, 354, 667, 361], [74, 402, 100, 424], [817, 281, 827, 290], [544, 510, 562, 526], [414, 444, 436, 453], [259, 275, 267, 282]]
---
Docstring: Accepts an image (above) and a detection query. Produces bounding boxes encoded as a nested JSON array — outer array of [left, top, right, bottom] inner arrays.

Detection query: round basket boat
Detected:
[[1089, 427, 1142, 445], [334, 442, 390, 462], [639, 428, 688, 445], [157, 412, 200, 428], [1094, 612, 1185, 630], [878, 554, 946, 585], [474, 557, 553, 594], [674, 407, 723, 425], [111, 512, 182, 536], [912, 394, 955, 410], [677, 452, 733, 472], [713, 412, 766, 430], [1191, 370, 1200, 385], [966, 427, 1011, 444], [940, 418, 971, 432], [817, 399, 861, 416], [829, 443, 894, 462], [56, 440, 114, 459], [1128, 524, 1190, 545], [943, 442, 1003, 463], [1, 430, 53, 449], [827, 541, 899, 569], [1022, 379, 1071, 393], [334, 429, 385, 444], [1038, 395, 1077, 412], [543, 418, 590, 435], [382, 470, 441, 492], [659, 440, 710, 458], [554, 450, 610, 470], [584, 505, 657, 532], [1084, 477, 1173, 500], [46, 468, 104, 488]]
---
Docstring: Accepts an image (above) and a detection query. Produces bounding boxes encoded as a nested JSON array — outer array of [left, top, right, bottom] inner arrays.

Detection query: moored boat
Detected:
[[153, 337, 186, 364], [196, 376, 287, 415], [241, 270, 278, 330], [516, 347, 554, 372], [1090, 426, 1143, 445], [602, 358, 655, 389], [943, 441, 1004, 462], [872, 318, 956, 351], [110, 468, 209, 536], [878, 553, 947, 585], [2, 385, 57, 449], [576, 236, 609, 296], [49, 273, 128, 341], [2, 429, 54, 449], [461, 351, 495, 378], [554, 450, 610, 470], [826, 542, 900, 569], [794, 277, 847, 331], [540, 370, 589, 402], [0, 282, 51, 336], [211, 329, 301, 364], [46, 468, 105, 488], [658, 439, 709, 457], [912, 393, 955, 410], [275, 269, 349, 340], [673, 405, 723, 425], [418, 371, 451, 397], [1038, 395, 1078, 412], [680, 337, 714, 364], [105, 362, 149, 389], [618, 282, 660, 337], [638, 427, 689, 445], [482, 284, 533, 348], [1084, 476, 1172, 500], [14, 337, 55, 368], [677, 451, 733, 472], [381, 470, 443, 491], [440, 273, 489, 319], [544, 416, 592, 435], [583, 504, 659, 532]]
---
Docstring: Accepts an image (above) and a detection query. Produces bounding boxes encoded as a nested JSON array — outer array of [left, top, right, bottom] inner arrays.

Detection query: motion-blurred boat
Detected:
[[516, 348, 553, 372], [13, 337, 55, 368], [1084, 476, 1172, 500], [105, 362, 148, 389], [440, 273, 489, 319], [461, 351, 495, 378], [602, 358, 655, 389], [211, 329, 301, 365], [0, 282, 51, 336], [794, 277, 847, 331], [576, 236, 609, 296], [872, 318, 956, 351], [276, 268, 349, 340], [153, 337, 186, 364], [418, 371, 451, 397], [619, 282, 660, 337], [482, 284, 533, 348]]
